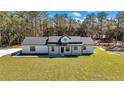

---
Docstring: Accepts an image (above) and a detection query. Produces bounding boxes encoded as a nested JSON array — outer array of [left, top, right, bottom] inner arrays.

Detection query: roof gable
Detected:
[[60, 36, 71, 43]]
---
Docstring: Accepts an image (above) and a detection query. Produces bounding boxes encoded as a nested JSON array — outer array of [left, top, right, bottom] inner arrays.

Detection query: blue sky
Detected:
[[48, 11, 118, 22]]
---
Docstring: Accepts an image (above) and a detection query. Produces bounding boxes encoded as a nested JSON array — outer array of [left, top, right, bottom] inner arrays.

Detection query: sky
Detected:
[[48, 11, 118, 22]]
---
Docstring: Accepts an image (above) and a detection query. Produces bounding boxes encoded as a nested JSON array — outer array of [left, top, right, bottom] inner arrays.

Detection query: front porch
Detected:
[[48, 45, 82, 56]]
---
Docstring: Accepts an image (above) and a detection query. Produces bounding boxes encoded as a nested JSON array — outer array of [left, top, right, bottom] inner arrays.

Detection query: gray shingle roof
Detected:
[[22, 37, 48, 45], [22, 36, 94, 45], [48, 36, 82, 43], [48, 36, 61, 43], [82, 37, 94, 45], [69, 36, 82, 43]]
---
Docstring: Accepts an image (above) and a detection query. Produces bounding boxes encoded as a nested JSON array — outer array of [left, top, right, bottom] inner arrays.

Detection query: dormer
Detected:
[[60, 36, 71, 43]]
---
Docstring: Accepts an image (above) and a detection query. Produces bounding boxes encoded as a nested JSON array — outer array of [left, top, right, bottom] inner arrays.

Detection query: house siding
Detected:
[[22, 36, 94, 56], [64, 46, 71, 55], [83, 45, 94, 54], [22, 45, 93, 55], [48, 46, 59, 55], [48, 45, 82, 56], [72, 46, 82, 55], [22, 45, 48, 54]]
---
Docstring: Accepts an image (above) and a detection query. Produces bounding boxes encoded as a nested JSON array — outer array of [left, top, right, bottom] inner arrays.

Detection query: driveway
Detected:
[[0, 48, 22, 57]]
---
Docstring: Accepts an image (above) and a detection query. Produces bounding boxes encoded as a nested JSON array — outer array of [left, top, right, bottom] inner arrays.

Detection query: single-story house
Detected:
[[21, 36, 94, 56]]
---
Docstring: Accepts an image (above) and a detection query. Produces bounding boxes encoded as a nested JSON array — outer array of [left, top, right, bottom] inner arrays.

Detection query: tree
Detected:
[[116, 11, 124, 46], [1, 11, 124, 47], [0, 12, 12, 46], [53, 14, 69, 36], [97, 12, 108, 39], [105, 19, 117, 43], [82, 13, 97, 38], [25, 11, 48, 36]]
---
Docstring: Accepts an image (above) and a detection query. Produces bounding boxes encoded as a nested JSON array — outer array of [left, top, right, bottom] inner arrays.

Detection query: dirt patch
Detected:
[[97, 46, 124, 56]]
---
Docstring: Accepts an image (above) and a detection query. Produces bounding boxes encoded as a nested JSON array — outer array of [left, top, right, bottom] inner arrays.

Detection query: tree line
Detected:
[[0, 11, 124, 47]]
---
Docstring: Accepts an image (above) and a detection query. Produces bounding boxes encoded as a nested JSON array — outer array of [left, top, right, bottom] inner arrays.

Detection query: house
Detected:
[[21, 36, 94, 56]]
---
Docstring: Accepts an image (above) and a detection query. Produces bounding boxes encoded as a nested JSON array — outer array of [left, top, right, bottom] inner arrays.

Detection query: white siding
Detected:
[[49, 46, 59, 55], [22, 45, 48, 54], [72, 46, 82, 55], [22, 45, 94, 55], [83, 45, 93, 54]]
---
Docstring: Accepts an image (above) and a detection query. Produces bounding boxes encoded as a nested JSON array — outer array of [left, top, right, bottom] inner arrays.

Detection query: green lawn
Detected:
[[0, 48, 124, 80]]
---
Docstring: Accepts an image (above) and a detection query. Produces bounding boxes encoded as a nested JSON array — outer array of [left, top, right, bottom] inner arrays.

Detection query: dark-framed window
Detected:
[[83, 46, 86, 50], [51, 46, 55, 52], [30, 46, 36, 52], [66, 46, 70, 51], [63, 38, 67, 42], [74, 46, 78, 50]]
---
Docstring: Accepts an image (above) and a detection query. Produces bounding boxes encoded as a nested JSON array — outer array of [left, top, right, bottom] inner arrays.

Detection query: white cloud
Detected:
[[71, 12, 81, 17], [49, 14, 54, 18], [75, 18, 80, 21], [75, 17, 86, 23], [107, 17, 112, 20]]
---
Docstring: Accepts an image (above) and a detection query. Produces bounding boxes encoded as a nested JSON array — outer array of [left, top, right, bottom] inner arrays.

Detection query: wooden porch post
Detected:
[[58, 46, 59, 55], [71, 46, 73, 55], [0, 31, 2, 47], [48, 45, 50, 55]]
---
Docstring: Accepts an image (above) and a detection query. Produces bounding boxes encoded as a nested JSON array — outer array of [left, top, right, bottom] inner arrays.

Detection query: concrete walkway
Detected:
[[0, 48, 22, 57]]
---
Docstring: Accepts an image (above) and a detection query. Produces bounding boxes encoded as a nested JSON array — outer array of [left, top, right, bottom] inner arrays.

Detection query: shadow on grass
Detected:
[[82, 53, 93, 56], [38, 55, 79, 58], [11, 50, 93, 58]]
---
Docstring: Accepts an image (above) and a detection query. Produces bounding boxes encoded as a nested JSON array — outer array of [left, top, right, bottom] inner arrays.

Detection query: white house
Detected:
[[21, 36, 94, 56]]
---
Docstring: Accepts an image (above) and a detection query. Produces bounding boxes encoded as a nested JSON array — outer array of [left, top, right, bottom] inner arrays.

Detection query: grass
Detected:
[[0, 48, 124, 80], [1, 44, 21, 48]]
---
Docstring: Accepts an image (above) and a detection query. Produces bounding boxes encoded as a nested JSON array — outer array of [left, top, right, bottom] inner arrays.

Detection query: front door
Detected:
[[61, 47, 64, 54]]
